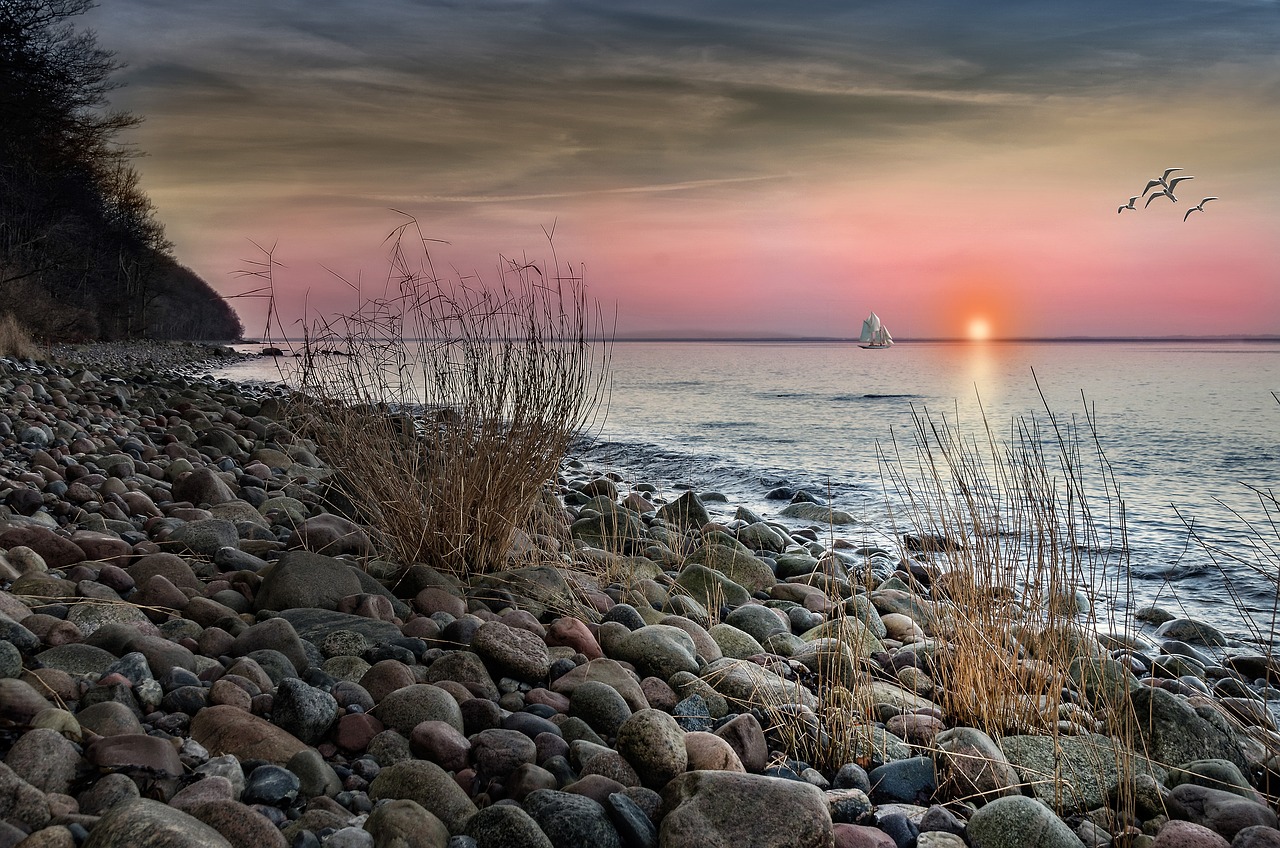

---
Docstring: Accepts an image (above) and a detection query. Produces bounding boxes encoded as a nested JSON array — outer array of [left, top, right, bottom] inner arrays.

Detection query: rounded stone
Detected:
[[966, 795, 1086, 848], [82, 798, 233, 848], [615, 709, 687, 790]]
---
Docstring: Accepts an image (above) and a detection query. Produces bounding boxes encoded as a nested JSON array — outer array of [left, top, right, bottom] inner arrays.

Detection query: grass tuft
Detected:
[[283, 217, 611, 581]]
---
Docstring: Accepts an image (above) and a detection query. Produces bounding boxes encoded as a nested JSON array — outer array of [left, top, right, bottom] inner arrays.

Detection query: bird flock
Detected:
[[1118, 167, 1218, 221]]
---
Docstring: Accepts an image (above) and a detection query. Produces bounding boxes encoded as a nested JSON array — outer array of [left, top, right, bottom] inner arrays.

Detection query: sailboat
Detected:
[[858, 312, 894, 349]]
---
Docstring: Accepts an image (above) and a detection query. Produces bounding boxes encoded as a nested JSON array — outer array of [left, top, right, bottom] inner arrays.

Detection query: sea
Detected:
[[212, 339, 1280, 648]]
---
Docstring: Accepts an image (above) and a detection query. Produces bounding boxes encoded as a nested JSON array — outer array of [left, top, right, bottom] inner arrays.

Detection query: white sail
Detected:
[[859, 312, 881, 343], [858, 311, 893, 348]]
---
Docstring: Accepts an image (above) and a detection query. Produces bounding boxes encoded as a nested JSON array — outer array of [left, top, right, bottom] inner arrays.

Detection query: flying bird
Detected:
[[1118, 196, 1139, 213], [1183, 197, 1219, 221], [1165, 175, 1194, 197], [1145, 190, 1175, 207], [1141, 167, 1185, 197]]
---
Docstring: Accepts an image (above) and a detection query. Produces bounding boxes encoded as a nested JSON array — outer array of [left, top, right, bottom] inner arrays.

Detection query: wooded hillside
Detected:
[[0, 0, 242, 341]]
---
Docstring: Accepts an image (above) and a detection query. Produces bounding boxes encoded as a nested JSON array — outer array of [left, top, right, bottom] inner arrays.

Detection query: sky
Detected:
[[85, 0, 1280, 340]]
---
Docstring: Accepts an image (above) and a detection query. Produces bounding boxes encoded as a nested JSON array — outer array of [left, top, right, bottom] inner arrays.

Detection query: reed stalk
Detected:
[[286, 217, 612, 579]]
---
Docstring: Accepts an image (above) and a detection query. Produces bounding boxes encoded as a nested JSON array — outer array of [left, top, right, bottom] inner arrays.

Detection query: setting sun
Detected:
[[967, 317, 992, 341]]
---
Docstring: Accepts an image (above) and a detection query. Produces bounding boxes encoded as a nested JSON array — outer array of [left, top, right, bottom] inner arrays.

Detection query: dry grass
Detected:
[[879, 387, 1133, 741], [282, 217, 611, 580], [0, 312, 38, 359]]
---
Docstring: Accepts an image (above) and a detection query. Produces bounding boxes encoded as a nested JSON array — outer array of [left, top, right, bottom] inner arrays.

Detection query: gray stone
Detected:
[[471, 620, 551, 682], [999, 732, 1166, 813], [253, 550, 363, 612], [615, 709, 687, 790], [1130, 686, 1249, 771], [569, 680, 634, 739], [271, 677, 338, 744], [656, 491, 711, 532], [369, 760, 480, 834], [278, 607, 403, 646], [364, 798, 451, 848], [700, 657, 817, 711], [83, 798, 234, 848], [660, 770, 833, 848], [966, 795, 1085, 848], [1169, 783, 1278, 839], [35, 643, 118, 677], [0, 640, 21, 680], [373, 684, 465, 736], [286, 747, 343, 799], [167, 519, 239, 557], [707, 623, 766, 660], [465, 804, 553, 848], [3, 727, 79, 794], [0, 760, 51, 831], [672, 564, 752, 611], [779, 502, 858, 524], [868, 756, 936, 805], [471, 728, 538, 780], [523, 789, 622, 848], [611, 625, 700, 681], [723, 605, 788, 644], [1155, 618, 1229, 647], [932, 726, 1020, 802]]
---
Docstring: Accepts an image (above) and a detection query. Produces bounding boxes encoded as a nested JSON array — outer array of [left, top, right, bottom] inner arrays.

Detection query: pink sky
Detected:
[[88, 2, 1280, 339]]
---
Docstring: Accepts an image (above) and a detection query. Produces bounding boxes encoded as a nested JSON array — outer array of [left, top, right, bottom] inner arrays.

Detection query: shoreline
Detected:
[[0, 343, 1277, 846]]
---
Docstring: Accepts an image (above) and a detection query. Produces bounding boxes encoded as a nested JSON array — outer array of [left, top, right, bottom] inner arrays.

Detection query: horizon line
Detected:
[[240, 333, 1280, 345], [599, 334, 1280, 343]]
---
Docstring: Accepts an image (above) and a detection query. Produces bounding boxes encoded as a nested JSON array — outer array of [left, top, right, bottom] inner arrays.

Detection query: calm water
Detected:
[[214, 340, 1280, 645]]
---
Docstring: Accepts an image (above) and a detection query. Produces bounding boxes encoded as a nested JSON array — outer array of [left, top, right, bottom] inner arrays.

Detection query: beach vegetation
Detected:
[[0, 311, 38, 358], [284, 217, 611, 581]]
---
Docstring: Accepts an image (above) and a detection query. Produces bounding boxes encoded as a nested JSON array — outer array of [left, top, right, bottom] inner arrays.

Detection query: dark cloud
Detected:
[[87, 0, 1280, 200]]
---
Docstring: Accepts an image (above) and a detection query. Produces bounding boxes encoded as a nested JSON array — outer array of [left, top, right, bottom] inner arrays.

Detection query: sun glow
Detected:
[[967, 317, 992, 341]]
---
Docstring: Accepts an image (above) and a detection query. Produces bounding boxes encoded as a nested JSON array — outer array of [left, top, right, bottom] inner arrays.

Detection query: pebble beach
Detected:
[[1, 342, 1278, 848]]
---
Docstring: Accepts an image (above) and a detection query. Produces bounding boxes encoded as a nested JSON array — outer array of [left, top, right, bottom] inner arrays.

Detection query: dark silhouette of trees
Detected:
[[1, 0, 241, 340]]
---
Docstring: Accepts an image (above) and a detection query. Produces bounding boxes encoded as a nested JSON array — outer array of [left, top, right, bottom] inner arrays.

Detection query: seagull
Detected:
[[1140, 178, 1166, 197], [1183, 197, 1219, 221], [1118, 196, 1139, 213], [1165, 175, 1194, 198], [1145, 190, 1174, 207], [1141, 167, 1185, 197]]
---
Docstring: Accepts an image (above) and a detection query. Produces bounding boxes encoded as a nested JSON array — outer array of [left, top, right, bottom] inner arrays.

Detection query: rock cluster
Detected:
[[0, 346, 1277, 848]]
